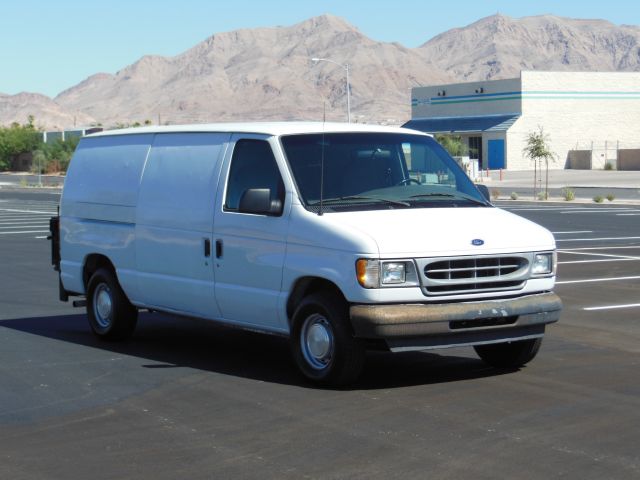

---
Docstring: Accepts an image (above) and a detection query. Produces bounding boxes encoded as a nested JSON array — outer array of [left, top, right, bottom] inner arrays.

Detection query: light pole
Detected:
[[311, 57, 351, 123]]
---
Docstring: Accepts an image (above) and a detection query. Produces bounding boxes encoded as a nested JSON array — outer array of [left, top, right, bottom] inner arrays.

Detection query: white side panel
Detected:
[[135, 132, 229, 319], [59, 134, 152, 298], [62, 134, 153, 210]]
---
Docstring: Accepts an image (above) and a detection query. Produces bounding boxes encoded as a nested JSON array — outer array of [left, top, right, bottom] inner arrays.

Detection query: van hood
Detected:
[[322, 207, 556, 257]]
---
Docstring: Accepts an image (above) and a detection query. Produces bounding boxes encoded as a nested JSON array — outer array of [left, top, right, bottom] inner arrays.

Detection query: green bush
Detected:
[[593, 195, 604, 203], [0, 117, 41, 171], [510, 192, 519, 200], [537, 191, 548, 201], [606, 194, 615, 202], [562, 188, 575, 201], [604, 162, 614, 171], [491, 188, 500, 200]]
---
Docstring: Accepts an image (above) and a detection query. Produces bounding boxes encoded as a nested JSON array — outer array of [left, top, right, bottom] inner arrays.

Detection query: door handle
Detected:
[[204, 238, 211, 257], [215, 239, 223, 258]]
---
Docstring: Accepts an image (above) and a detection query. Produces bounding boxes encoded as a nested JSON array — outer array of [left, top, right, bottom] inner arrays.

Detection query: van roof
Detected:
[[87, 122, 428, 138]]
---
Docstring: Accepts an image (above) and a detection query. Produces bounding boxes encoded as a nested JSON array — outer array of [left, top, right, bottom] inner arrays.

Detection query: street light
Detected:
[[311, 57, 351, 123]]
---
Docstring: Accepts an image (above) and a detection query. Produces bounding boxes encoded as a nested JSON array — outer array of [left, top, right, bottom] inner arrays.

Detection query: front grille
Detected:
[[419, 254, 530, 296]]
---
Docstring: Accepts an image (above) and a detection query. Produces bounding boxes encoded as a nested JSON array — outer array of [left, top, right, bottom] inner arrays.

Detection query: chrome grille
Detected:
[[418, 254, 530, 296]]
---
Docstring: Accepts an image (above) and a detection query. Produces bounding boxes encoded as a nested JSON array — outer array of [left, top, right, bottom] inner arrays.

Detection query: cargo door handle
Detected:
[[204, 238, 211, 257], [215, 239, 223, 258]]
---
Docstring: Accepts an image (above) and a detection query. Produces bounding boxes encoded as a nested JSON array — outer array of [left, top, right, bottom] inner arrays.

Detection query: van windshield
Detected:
[[280, 132, 489, 213]]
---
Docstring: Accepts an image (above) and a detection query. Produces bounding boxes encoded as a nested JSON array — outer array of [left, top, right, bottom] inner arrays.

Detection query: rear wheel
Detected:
[[291, 292, 365, 386], [86, 268, 138, 340], [474, 338, 542, 368]]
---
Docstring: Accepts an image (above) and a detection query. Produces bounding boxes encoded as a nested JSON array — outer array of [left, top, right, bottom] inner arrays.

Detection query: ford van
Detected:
[[50, 123, 561, 385]]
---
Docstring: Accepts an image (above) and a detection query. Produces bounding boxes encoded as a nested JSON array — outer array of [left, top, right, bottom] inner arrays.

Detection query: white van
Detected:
[[50, 122, 561, 385]]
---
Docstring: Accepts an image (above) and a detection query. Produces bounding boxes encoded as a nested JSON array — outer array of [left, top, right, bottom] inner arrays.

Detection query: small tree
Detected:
[[523, 127, 555, 200], [435, 134, 468, 157]]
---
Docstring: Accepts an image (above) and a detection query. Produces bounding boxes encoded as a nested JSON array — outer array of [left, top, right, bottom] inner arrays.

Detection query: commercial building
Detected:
[[404, 71, 640, 171]]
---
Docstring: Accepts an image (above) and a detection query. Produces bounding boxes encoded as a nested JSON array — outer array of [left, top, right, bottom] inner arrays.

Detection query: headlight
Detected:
[[356, 259, 419, 288], [382, 262, 406, 284], [531, 252, 555, 275]]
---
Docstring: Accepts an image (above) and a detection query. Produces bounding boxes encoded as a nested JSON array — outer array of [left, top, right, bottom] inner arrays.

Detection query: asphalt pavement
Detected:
[[1, 191, 639, 479]]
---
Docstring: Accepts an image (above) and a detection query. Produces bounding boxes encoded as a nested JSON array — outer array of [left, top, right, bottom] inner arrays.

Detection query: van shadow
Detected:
[[1, 312, 516, 390]]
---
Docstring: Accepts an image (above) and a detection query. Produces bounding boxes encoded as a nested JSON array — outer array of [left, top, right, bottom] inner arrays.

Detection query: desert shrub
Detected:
[[562, 188, 575, 201]]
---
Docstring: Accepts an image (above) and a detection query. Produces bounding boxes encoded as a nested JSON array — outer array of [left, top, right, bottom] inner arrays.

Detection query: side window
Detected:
[[224, 139, 285, 213]]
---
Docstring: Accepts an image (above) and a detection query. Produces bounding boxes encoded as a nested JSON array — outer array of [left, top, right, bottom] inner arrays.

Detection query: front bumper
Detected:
[[350, 292, 561, 351]]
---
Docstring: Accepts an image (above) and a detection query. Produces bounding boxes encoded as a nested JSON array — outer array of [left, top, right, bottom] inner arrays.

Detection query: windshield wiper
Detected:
[[409, 193, 489, 206], [310, 195, 410, 207]]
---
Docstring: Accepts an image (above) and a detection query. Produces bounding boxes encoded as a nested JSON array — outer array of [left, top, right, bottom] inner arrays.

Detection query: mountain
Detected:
[[54, 15, 451, 127], [1, 13, 639, 129], [0, 92, 95, 130], [418, 14, 640, 81]]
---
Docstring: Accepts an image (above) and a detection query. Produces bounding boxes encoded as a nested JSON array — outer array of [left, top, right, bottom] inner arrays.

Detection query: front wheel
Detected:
[[291, 292, 365, 386], [86, 268, 138, 340], [474, 338, 542, 368]]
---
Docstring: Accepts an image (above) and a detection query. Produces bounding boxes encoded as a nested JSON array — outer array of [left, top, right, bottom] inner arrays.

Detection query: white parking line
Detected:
[[0, 208, 56, 214], [558, 246, 640, 251], [0, 219, 52, 224], [0, 230, 50, 235], [560, 209, 640, 214], [559, 251, 640, 259], [556, 276, 640, 285], [0, 225, 49, 229], [552, 230, 593, 234], [559, 258, 640, 265], [556, 236, 640, 242], [584, 303, 640, 311], [617, 213, 640, 216]]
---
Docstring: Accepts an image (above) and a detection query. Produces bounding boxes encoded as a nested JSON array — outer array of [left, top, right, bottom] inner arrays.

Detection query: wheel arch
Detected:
[[286, 276, 347, 326], [83, 254, 116, 290]]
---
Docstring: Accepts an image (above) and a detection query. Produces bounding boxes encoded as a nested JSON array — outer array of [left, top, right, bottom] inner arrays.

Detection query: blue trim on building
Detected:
[[403, 114, 520, 134]]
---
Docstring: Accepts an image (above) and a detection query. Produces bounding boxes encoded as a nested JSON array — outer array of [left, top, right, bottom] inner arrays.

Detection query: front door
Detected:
[[488, 139, 505, 169], [212, 135, 289, 332]]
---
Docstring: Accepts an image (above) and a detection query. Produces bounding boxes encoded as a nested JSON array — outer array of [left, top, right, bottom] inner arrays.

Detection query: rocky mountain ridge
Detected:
[[2, 13, 639, 129]]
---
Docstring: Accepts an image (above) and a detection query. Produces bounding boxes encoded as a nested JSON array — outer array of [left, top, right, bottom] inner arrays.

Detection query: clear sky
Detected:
[[1, 0, 638, 97]]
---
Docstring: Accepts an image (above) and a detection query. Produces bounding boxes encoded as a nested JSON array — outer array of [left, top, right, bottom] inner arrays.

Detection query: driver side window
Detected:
[[224, 139, 285, 214]]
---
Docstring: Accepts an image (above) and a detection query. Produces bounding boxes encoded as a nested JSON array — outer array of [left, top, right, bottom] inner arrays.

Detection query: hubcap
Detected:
[[301, 314, 334, 370], [94, 284, 113, 329]]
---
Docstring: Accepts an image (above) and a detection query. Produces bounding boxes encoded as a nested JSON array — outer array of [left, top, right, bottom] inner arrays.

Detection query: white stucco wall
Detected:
[[506, 71, 640, 170], [411, 71, 640, 170]]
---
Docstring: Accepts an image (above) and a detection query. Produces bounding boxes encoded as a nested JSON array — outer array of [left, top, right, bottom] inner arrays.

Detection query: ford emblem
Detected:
[[471, 239, 484, 246]]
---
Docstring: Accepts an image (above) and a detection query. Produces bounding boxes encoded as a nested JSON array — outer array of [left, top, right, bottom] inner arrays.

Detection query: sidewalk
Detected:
[[480, 169, 640, 203]]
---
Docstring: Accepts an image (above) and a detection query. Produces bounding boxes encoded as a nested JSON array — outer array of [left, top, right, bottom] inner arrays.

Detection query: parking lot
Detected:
[[1, 190, 639, 479]]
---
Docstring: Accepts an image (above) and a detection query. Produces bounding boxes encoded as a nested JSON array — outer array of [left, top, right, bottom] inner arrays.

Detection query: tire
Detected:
[[86, 268, 138, 340], [474, 337, 542, 368], [291, 291, 365, 386]]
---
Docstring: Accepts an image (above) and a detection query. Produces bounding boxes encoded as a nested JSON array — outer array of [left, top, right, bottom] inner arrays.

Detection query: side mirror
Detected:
[[238, 188, 283, 216], [475, 184, 491, 202]]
